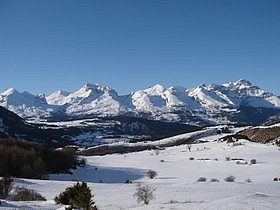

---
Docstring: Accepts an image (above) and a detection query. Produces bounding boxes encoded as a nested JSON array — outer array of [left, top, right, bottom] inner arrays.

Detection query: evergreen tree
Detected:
[[55, 182, 97, 210]]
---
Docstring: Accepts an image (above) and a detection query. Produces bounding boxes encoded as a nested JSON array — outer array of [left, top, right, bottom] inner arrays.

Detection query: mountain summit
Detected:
[[0, 80, 279, 125]]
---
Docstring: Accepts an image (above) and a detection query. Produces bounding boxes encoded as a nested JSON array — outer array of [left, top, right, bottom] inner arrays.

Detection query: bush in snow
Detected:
[[187, 143, 192, 152], [124, 180, 132, 184], [273, 177, 279, 181], [134, 183, 155, 205], [189, 157, 194, 160], [147, 170, 157, 179], [8, 186, 46, 201], [54, 182, 97, 210], [225, 157, 231, 161], [250, 159, 257, 165], [244, 178, 252, 183], [236, 161, 248, 165], [0, 176, 13, 199], [154, 149, 159, 155], [210, 178, 220, 182], [224, 175, 236, 182], [197, 177, 207, 182], [232, 142, 243, 147], [169, 199, 179, 204]]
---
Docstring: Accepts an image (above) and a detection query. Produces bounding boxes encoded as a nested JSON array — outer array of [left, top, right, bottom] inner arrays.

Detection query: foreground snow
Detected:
[[1, 137, 280, 209]]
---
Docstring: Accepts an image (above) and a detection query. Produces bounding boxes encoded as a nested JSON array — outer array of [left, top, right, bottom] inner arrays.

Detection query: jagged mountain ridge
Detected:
[[1, 79, 280, 125]]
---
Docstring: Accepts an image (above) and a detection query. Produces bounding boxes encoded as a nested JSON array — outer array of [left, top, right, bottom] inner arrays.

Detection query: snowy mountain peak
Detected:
[[235, 79, 252, 87], [1, 88, 17, 96], [36, 93, 46, 99], [82, 83, 98, 91], [78, 83, 119, 97], [34, 94, 48, 104], [57, 90, 70, 97], [144, 84, 165, 95], [46, 90, 71, 105], [82, 83, 110, 92], [168, 86, 187, 93], [0, 88, 50, 119], [224, 79, 252, 89], [0, 88, 43, 104]]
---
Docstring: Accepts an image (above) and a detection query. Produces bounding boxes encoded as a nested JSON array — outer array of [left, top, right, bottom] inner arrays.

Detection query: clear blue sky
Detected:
[[0, 0, 279, 96]]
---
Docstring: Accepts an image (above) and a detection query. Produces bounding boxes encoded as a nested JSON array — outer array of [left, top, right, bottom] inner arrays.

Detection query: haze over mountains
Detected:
[[0, 79, 279, 126]]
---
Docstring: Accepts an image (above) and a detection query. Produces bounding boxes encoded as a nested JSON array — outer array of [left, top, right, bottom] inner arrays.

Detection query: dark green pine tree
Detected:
[[55, 182, 97, 210]]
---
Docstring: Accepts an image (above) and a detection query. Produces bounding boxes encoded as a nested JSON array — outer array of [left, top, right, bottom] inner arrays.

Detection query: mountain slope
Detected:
[[0, 106, 74, 146], [0, 105, 201, 147], [239, 125, 280, 144]]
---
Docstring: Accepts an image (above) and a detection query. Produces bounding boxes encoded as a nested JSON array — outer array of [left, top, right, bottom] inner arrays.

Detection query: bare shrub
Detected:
[[245, 178, 252, 183], [210, 178, 219, 182], [124, 180, 132, 184], [250, 159, 257, 165], [197, 158, 210, 161], [197, 177, 207, 182], [134, 183, 155, 205], [8, 186, 46, 201], [187, 143, 192, 152], [225, 157, 231, 161], [231, 158, 244, 161], [0, 177, 13, 199], [147, 170, 157, 179], [236, 161, 248, 165], [224, 175, 236, 182], [154, 149, 159, 155], [232, 142, 243, 147]]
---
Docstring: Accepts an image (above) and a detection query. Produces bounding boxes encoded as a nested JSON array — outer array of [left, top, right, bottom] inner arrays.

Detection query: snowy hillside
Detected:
[[1, 128, 280, 209], [0, 79, 280, 125]]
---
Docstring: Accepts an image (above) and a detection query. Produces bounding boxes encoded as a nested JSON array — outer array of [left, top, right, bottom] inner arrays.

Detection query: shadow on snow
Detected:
[[49, 164, 146, 183]]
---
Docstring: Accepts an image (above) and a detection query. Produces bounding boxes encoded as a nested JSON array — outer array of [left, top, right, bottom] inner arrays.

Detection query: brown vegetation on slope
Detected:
[[0, 138, 85, 178], [239, 126, 280, 144]]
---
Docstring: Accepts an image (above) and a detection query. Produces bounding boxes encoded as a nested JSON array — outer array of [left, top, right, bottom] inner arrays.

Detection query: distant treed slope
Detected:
[[0, 106, 36, 138], [1, 79, 280, 125], [239, 126, 280, 144], [0, 106, 72, 146], [263, 113, 280, 125]]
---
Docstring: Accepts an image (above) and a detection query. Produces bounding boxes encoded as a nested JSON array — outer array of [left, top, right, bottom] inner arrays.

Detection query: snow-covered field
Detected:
[[1, 133, 280, 210]]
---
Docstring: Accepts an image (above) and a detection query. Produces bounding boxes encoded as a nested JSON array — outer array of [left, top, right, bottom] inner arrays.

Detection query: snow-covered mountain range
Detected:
[[1, 79, 280, 125]]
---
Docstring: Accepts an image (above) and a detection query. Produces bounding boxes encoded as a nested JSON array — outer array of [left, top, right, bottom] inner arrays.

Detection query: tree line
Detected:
[[0, 138, 85, 178]]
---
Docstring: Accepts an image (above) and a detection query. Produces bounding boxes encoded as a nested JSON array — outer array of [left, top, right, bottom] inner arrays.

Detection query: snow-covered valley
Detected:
[[1, 129, 280, 210]]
